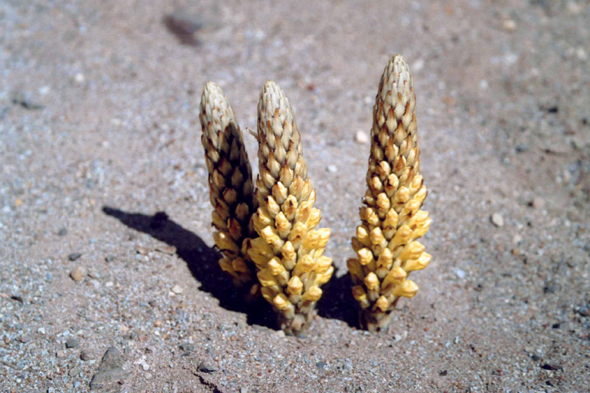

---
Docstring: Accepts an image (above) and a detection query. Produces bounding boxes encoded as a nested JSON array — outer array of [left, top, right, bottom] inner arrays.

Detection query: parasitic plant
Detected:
[[199, 82, 259, 297], [348, 55, 432, 332], [247, 81, 334, 337]]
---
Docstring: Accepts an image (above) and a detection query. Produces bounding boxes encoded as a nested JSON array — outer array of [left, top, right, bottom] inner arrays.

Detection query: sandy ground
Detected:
[[2, 0, 590, 392]]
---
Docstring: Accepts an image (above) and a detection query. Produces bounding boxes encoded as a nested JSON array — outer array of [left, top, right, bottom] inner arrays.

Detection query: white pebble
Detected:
[[327, 165, 338, 173], [491, 213, 504, 227], [74, 73, 85, 83], [354, 130, 369, 144], [171, 285, 183, 294], [454, 268, 466, 279]]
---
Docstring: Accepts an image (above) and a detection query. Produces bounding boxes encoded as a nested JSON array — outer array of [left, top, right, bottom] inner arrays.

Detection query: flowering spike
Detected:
[[249, 81, 333, 337], [200, 82, 258, 294], [351, 55, 431, 332]]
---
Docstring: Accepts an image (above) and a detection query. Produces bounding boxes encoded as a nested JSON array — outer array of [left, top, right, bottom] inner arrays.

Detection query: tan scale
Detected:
[[248, 81, 333, 337], [348, 55, 432, 332], [199, 82, 259, 296]]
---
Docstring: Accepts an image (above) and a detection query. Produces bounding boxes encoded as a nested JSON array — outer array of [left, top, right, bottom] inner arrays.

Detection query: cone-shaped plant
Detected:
[[248, 81, 333, 337], [349, 55, 432, 332], [199, 82, 259, 296]]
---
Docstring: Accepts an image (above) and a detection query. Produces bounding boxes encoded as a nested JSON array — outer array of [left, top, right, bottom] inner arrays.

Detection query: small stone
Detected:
[[56, 350, 66, 358], [136, 245, 149, 255], [68, 253, 82, 261], [327, 165, 338, 173], [88, 271, 100, 279], [57, 228, 68, 236], [198, 362, 216, 373], [577, 306, 590, 317], [354, 130, 369, 144], [19, 335, 31, 343], [80, 350, 93, 361], [179, 342, 195, 352], [394, 334, 402, 342], [502, 19, 517, 31], [530, 197, 545, 209], [69, 367, 82, 377], [66, 338, 80, 349], [105, 255, 115, 263], [491, 213, 504, 227], [512, 234, 523, 245], [70, 266, 84, 282], [38, 327, 46, 335], [316, 361, 327, 369], [90, 347, 128, 390], [541, 363, 562, 371], [171, 285, 183, 294], [74, 73, 85, 83], [275, 330, 285, 338], [156, 245, 176, 255], [453, 268, 466, 279]]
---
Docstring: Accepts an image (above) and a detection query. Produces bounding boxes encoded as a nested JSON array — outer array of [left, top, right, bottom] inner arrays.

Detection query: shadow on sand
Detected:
[[102, 206, 276, 329]]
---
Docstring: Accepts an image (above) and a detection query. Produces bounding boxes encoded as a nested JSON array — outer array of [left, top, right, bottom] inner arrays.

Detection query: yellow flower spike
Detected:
[[200, 82, 259, 294], [250, 81, 333, 337], [349, 55, 432, 332]]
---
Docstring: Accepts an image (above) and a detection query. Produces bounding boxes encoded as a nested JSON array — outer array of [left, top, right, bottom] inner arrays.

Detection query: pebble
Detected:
[[198, 361, 216, 373], [502, 19, 517, 32], [354, 130, 369, 144], [57, 228, 68, 236], [316, 361, 327, 369], [577, 305, 590, 317], [80, 350, 93, 361], [90, 347, 128, 390], [512, 234, 523, 245], [105, 255, 115, 263], [531, 197, 545, 209], [69, 366, 82, 377], [171, 285, 183, 294], [68, 253, 82, 261], [179, 342, 195, 352], [454, 268, 466, 279], [491, 213, 504, 227], [327, 165, 338, 173], [19, 335, 31, 343], [65, 338, 80, 349], [56, 350, 66, 358], [70, 266, 84, 282]]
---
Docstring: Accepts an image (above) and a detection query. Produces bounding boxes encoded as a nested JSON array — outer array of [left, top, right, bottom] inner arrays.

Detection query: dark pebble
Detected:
[[68, 253, 82, 261], [532, 354, 542, 361], [316, 361, 327, 369], [541, 363, 562, 371], [439, 370, 448, 376], [66, 338, 80, 349], [197, 362, 216, 373], [11, 295, 24, 303], [179, 342, 194, 352], [105, 255, 115, 262], [57, 228, 68, 236]]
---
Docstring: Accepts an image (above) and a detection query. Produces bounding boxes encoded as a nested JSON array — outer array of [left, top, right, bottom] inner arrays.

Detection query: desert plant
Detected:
[[248, 81, 334, 337], [199, 82, 259, 297], [348, 55, 432, 332]]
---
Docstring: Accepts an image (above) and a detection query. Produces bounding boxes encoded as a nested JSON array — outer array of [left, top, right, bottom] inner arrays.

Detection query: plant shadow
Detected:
[[315, 267, 359, 329], [102, 206, 276, 329]]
